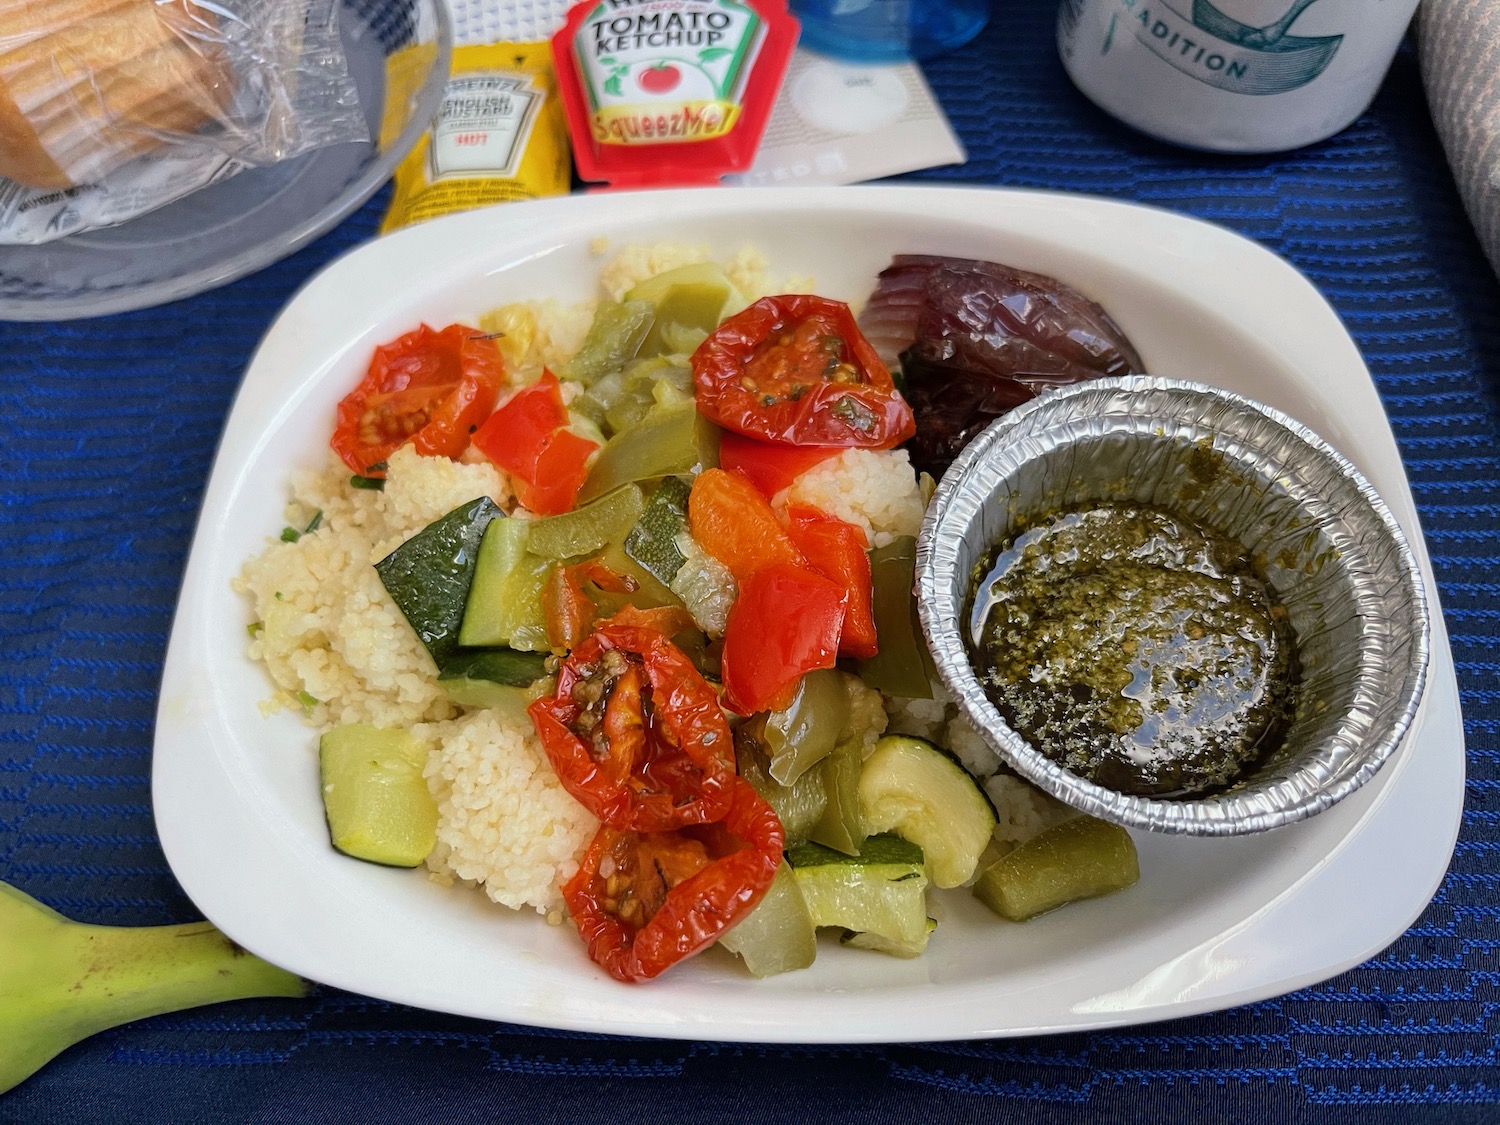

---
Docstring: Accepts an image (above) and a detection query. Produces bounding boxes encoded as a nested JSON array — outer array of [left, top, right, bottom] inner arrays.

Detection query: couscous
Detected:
[[237, 242, 1133, 981]]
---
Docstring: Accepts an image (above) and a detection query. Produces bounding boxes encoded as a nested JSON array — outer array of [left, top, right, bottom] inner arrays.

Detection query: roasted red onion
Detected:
[[860, 255, 1143, 478]]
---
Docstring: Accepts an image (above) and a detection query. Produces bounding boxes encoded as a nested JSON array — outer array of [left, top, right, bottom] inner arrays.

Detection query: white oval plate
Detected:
[[154, 186, 1464, 1043]]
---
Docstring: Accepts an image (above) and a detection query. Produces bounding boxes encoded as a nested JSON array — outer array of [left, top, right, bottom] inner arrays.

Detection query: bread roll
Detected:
[[0, 0, 234, 189]]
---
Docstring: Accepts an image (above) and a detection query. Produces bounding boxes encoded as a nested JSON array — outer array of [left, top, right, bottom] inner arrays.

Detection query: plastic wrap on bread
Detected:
[[0, 0, 366, 241]]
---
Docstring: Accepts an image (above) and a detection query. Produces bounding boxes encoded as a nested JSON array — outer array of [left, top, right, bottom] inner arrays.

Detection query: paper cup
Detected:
[[1057, 0, 1422, 152]]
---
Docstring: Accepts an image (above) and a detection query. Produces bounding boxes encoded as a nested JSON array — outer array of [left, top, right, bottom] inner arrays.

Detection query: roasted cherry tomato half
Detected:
[[527, 617, 735, 831], [331, 323, 505, 477], [563, 776, 784, 982], [691, 295, 916, 449]]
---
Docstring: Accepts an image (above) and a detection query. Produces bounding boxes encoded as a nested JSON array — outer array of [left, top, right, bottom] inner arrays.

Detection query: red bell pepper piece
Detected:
[[717, 430, 840, 499], [472, 371, 569, 476], [511, 427, 599, 516], [472, 371, 598, 515], [785, 505, 878, 660], [720, 562, 847, 714]]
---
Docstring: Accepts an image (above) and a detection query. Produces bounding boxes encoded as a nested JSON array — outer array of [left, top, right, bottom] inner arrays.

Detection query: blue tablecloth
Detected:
[[3, 3, 1497, 1120]]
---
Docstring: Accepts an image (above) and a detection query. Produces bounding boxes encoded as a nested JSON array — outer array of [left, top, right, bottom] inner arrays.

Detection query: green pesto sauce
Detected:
[[971, 504, 1297, 798]]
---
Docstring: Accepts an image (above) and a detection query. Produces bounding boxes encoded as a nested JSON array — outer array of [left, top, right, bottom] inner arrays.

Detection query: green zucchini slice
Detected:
[[437, 647, 549, 711], [374, 497, 501, 668], [839, 917, 937, 958], [458, 517, 550, 651], [624, 475, 692, 586], [788, 835, 929, 949], [858, 735, 997, 889], [319, 724, 438, 868]]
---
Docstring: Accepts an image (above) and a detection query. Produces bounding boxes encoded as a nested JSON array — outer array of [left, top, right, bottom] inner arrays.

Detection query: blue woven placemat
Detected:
[[2, 3, 1497, 1120]]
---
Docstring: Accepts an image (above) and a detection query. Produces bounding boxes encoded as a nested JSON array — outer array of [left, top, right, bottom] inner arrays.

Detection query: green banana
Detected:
[[0, 879, 307, 1094]]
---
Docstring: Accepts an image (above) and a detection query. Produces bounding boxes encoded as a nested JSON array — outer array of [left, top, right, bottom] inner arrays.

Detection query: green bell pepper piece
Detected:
[[573, 356, 695, 436], [576, 398, 720, 506], [857, 536, 939, 699], [560, 299, 655, 386], [760, 669, 852, 787], [525, 484, 646, 560], [624, 262, 736, 357], [588, 542, 684, 616], [735, 728, 828, 847], [810, 734, 868, 857]]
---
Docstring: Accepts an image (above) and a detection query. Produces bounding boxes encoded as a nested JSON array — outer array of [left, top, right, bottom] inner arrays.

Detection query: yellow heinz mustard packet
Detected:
[[380, 42, 571, 234]]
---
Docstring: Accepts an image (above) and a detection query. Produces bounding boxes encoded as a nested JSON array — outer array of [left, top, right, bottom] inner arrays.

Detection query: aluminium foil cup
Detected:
[[915, 377, 1430, 835]]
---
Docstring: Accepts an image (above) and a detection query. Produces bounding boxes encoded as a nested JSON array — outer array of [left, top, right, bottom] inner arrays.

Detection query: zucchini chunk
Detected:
[[374, 497, 501, 667], [625, 475, 692, 586], [319, 725, 438, 868], [437, 679, 532, 711], [972, 816, 1140, 922], [717, 861, 817, 978], [788, 835, 930, 950], [436, 647, 549, 711], [840, 917, 937, 959], [458, 517, 550, 651], [858, 735, 997, 889]]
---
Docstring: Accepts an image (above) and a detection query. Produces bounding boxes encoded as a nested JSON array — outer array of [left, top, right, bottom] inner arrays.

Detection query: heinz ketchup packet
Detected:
[[552, 0, 799, 188]]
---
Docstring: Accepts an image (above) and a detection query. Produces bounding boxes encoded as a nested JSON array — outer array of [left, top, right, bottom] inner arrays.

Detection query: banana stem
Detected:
[[58, 920, 307, 1028], [1, 901, 307, 1096]]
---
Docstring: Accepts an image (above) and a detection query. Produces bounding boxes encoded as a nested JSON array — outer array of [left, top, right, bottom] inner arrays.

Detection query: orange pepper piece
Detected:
[[686, 467, 804, 582]]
